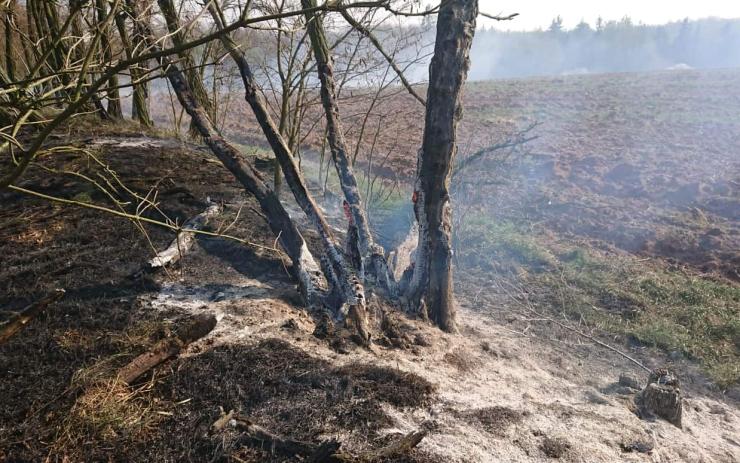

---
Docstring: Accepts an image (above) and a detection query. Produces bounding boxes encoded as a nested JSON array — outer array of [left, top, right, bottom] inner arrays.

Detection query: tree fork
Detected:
[[207, 4, 370, 342], [301, 0, 396, 297]]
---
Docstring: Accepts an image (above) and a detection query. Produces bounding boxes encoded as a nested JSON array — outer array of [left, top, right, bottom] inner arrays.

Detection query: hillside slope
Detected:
[[1, 131, 738, 462]]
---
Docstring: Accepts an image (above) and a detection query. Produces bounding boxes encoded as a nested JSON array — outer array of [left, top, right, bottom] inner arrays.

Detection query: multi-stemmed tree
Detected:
[[1, 0, 492, 338]]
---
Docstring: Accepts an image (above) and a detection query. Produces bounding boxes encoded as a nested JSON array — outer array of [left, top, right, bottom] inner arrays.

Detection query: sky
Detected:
[[476, 0, 740, 30]]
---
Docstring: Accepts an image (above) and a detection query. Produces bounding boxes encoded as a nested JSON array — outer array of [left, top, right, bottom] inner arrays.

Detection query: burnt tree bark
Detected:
[[125, 4, 327, 307], [301, 0, 396, 296], [408, 0, 478, 332], [207, 4, 370, 342]]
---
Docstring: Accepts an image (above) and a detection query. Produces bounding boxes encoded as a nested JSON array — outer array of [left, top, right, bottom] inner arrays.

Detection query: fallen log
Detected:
[[0, 289, 65, 344], [117, 313, 217, 385], [133, 202, 222, 277]]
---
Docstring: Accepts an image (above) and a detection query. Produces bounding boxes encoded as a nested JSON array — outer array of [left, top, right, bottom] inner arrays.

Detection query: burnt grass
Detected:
[[150, 339, 435, 462], [0, 122, 438, 462]]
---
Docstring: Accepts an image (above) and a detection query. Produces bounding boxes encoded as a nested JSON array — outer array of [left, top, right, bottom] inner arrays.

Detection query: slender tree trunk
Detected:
[[40, 0, 66, 80], [408, 0, 478, 332], [274, 80, 291, 195], [25, 0, 37, 64], [113, 5, 148, 124], [18, 5, 35, 73], [121, 0, 153, 126], [95, 0, 122, 118], [301, 0, 396, 296], [4, 0, 16, 81], [27, 1, 49, 79], [157, 0, 213, 137], [66, 0, 109, 119]]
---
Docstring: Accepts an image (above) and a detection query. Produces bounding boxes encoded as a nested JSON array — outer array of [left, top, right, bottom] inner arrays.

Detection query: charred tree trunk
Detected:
[[127, 4, 326, 307], [164, 65, 326, 306], [300, 0, 396, 297], [408, 0, 478, 332], [95, 0, 122, 118], [157, 0, 214, 137], [207, 4, 369, 341]]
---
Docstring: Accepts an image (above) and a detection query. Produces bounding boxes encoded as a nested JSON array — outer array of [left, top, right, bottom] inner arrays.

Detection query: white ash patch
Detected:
[[149, 280, 273, 311], [89, 136, 188, 149]]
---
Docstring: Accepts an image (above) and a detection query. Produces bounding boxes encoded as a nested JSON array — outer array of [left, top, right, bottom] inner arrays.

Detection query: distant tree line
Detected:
[[466, 17, 740, 79]]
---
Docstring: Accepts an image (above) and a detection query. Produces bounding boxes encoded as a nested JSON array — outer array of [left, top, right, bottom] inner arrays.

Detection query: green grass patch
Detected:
[[456, 216, 557, 272], [458, 218, 740, 387]]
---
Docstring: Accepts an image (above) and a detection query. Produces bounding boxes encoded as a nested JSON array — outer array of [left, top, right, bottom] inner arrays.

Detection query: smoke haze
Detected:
[[468, 17, 740, 79]]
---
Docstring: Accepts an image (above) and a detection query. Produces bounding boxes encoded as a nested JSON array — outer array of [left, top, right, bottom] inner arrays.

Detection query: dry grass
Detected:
[[52, 379, 163, 457]]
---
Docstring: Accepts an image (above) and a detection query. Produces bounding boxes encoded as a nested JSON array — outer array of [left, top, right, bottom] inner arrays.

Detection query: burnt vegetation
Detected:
[[1, 0, 739, 461]]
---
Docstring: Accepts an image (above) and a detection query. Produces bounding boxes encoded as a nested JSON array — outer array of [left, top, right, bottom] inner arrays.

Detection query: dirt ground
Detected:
[[1, 129, 738, 462]]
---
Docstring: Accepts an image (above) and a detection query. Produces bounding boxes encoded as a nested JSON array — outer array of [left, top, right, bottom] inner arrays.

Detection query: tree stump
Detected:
[[640, 368, 682, 427]]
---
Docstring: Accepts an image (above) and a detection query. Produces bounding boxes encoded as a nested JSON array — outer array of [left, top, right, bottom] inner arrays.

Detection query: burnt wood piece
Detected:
[[117, 313, 217, 385], [134, 202, 222, 277], [0, 289, 65, 344], [226, 412, 426, 462]]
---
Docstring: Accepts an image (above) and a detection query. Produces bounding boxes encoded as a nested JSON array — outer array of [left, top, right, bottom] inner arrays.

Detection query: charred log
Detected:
[[0, 289, 65, 345], [132, 202, 222, 277], [117, 313, 217, 385]]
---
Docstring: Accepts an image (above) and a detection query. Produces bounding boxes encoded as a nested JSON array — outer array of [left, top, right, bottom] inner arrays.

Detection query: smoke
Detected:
[[467, 17, 740, 80]]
